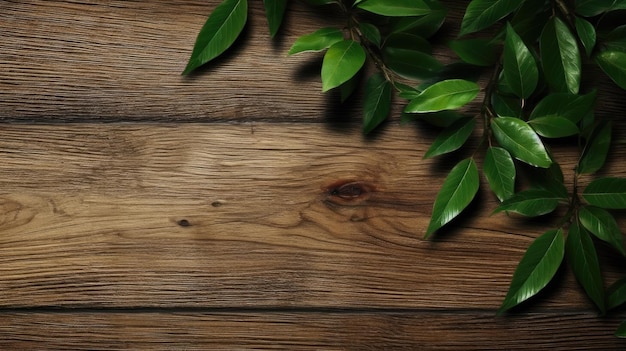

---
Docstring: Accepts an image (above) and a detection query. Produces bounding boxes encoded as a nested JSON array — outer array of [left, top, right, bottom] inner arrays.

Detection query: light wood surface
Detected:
[[1, 0, 626, 349]]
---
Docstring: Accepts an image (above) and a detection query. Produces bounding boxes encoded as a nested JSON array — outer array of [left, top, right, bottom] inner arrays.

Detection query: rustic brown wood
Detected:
[[1, 311, 624, 350], [1, 0, 626, 349]]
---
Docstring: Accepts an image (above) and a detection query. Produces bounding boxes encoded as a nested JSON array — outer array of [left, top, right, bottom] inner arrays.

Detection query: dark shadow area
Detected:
[[292, 56, 324, 82]]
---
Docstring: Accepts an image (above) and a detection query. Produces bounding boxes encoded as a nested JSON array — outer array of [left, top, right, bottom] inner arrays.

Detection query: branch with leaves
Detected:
[[182, 0, 626, 337]]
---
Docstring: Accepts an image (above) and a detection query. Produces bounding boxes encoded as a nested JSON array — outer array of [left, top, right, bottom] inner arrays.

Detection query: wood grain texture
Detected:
[[2, 0, 626, 349], [0, 124, 624, 311], [0, 311, 624, 350], [2, 0, 624, 123]]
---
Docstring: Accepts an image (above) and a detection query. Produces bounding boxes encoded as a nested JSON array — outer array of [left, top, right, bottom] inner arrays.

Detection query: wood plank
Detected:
[[0, 0, 352, 121], [0, 124, 624, 309], [0, 311, 624, 350], [2, 0, 624, 122]]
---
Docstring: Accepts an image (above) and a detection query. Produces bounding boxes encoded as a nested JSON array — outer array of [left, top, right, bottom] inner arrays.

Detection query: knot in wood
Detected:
[[324, 180, 374, 205]]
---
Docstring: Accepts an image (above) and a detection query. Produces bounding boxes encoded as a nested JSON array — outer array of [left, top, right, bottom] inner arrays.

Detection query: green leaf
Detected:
[[424, 118, 476, 159], [382, 35, 442, 80], [510, 0, 551, 43], [576, 0, 620, 16], [339, 73, 360, 102], [529, 91, 597, 124], [321, 40, 366, 92], [484, 147, 516, 201], [362, 73, 392, 134], [528, 116, 579, 138], [503, 23, 539, 99], [579, 206, 626, 256], [617, 320, 626, 338], [566, 221, 606, 314], [493, 189, 562, 217], [492, 94, 522, 118], [499, 229, 565, 314], [491, 117, 552, 168], [405, 79, 480, 113], [183, 0, 248, 75], [540, 17, 582, 94], [357, 0, 431, 16], [578, 121, 612, 174], [303, 0, 336, 5], [575, 17, 596, 57], [528, 163, 569, 199], [583, 178, 626, 209], [426, 158, 480, 237], [385, 33, 432, 54], [359, 23, 381, 48], [460, 0, 522, 36], [595, 51, 626, 90], [607, 278, 626, 310], [449, 38, 499, 67], [604, 25, 626, 52], [391, 7, 447, 37], [288, 27, 344, 55], [264, 0, 287, 38]]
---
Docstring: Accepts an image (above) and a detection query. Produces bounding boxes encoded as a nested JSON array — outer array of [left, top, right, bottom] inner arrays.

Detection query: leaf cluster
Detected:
[[182, 0, 626, 338]]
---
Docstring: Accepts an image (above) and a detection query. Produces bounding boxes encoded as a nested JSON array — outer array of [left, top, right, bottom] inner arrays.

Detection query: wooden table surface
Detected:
[[1, 1, 626, 349]]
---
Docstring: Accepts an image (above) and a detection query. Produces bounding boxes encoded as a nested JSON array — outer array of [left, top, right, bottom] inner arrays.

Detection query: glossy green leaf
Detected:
[[359, 22, 381, 48], [528, 163, 569, 199], [491, 117, 552, 168], [321, 40, 366, 92], [288, 27, 344, 55], [510, 0, 551, 43], [529, 91, 596, 124], [382, 35, 441, 80], [357, 0, 431, 16], [449, 38, 499, 67], [576, 0, 620, 16], [579, 206, 626, 256], [396, 83, 422, 100], [264, 0, 287, 38], [493, 189, 562, 217], [426, 158, 480, 237], [528, 116, 579, 138], [596, 51, 626, 90], [503, 23, 538, 99], [460, 0, 521, 36], [604, 25, 626, 52], [183, 0, 248, 75], [578, 121, 612, 174], [583, 178, 626, 209], [499, 229, 565, 314], [391, 6, 446, 37], [540, 17, 582, 94], [607, 278, 626, 310], [484, 147, 516, 201], [424, 118, 476, 158], [405, 79, 479, 113], [385, 33, 432, 54], [575, 17, 596, 57], [383, 50, 442, 80], [362, 73, 392, 134], [566, 221, 606, 314], [339, 73, 360, 103]]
